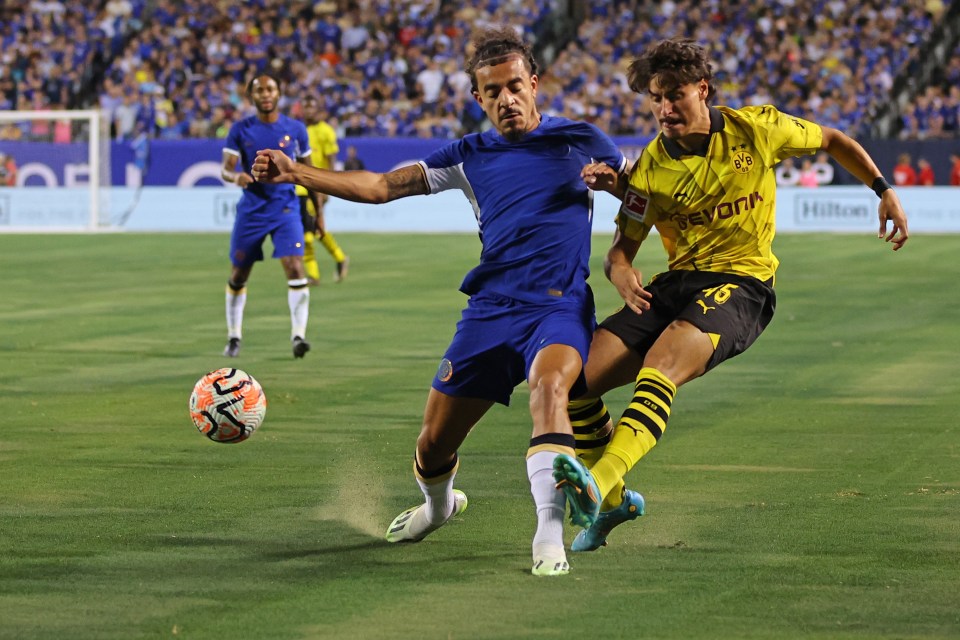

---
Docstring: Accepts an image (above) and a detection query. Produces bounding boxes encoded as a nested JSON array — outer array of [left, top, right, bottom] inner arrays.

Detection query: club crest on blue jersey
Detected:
[[437, 358, 453, 382]]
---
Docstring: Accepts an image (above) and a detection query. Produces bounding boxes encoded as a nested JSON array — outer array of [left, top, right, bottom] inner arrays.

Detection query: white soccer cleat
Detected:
[[531, 543, 570, 577], [385, 490, 468, 543]]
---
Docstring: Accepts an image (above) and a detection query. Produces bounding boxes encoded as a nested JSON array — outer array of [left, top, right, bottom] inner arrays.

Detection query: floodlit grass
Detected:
[[1, 232, 958, 639]]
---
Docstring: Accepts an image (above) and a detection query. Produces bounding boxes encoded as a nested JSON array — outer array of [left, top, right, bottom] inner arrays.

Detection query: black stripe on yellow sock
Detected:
[[620, 407, 664, 440], [568, 400, 603, 423], [576, 434, 611, 450], [634, 378, 674, 408], [569, 398, 611, 435]]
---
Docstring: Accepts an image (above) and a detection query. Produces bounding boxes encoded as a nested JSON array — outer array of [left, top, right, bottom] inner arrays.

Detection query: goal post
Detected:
[[0, 109, 111, 231]]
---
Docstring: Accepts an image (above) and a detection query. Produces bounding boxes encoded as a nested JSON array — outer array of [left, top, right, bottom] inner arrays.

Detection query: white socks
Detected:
[[287, 278, 309, 338], [225, 285, 246, 339], [416, 470, 457, 526], [526, 450, 566, 550]]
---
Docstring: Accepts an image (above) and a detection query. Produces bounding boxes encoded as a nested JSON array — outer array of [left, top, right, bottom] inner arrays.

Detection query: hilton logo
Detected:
[[794, 193, 872, 227]]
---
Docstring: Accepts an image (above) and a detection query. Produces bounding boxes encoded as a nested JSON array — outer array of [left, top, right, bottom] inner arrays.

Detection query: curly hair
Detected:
[[627, 38, 716, 102], [245, 73, 282, 97], [465, 26, 538, 93]]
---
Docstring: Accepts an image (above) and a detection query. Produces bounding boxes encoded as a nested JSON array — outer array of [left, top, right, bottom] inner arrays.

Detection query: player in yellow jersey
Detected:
[[296, 95, 350, 285], [552, 38, 910, 547]]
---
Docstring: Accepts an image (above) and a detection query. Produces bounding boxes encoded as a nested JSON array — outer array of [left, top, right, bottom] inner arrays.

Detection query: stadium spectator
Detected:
[[113, 91, 139, 140], [775, 157, 800, 186], [917, 157, 935, 186], [252, 26, 627, 577], [549, 38, 908, 551], [951, 153, 960, 186], [220, 74, 318, 360], [7, 0, 960, 145], [892, 153, 917, 185], [0, 152, 17, 186], [342, 144, 365, 170], [798, 158, 819, 187], [811, 151, 836, 185]]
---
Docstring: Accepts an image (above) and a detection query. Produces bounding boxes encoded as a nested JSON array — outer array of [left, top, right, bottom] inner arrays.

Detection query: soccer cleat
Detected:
[[385, 490, 468, 543], [570, 490, 645, 552], [531, 543, 570, 577], [292, 336, 311, 358], [552, 453, 601, 528], [223, 337, 241, 357], [334, 256, 350, 283]]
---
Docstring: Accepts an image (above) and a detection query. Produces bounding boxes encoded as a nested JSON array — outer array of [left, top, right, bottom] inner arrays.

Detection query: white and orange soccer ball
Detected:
[[189, 368, 266, 443]]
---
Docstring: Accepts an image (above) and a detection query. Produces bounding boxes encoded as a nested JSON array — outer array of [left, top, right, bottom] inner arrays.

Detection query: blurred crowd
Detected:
[[0, 0, 956, 144]]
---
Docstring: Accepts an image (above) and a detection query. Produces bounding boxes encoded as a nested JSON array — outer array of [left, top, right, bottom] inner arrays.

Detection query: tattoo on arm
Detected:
[[384, 165, 429, 200]]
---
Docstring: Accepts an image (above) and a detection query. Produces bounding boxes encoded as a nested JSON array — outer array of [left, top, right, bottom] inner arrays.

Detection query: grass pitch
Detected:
[[1, 232, 958, 639]]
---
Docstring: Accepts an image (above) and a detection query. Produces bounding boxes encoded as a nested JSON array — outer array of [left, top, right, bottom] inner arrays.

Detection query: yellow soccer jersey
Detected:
[[616, 105, 823, 282], [295, 120, 339, 196]]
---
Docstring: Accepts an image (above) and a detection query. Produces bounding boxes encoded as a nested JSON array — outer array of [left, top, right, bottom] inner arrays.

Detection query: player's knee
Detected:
[[528, 375, 570, 411]]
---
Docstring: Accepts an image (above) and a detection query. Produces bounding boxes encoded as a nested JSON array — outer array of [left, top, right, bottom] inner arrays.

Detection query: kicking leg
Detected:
[[568, 398, 644, 551], [386, 389, 492, 543]]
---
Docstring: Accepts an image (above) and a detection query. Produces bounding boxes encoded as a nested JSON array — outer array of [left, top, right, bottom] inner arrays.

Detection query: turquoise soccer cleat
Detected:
[[551, 453, 601, 528], [571, 490, 645, 552]]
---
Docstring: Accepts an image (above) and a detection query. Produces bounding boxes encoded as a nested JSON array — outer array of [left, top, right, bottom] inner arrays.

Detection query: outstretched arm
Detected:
[[820, 127, 909, 251], [253, 149, 429, 204]]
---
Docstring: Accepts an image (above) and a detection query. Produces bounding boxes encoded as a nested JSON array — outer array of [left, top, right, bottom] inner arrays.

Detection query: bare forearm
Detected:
[[822, 127, 883, 185], [603, 230, 641, 280], [291, 165, 389, 203], [290, 164, 427, 204]]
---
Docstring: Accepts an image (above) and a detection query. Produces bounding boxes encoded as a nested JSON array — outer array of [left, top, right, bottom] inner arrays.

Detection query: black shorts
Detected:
[[599, 270, 776, 373]]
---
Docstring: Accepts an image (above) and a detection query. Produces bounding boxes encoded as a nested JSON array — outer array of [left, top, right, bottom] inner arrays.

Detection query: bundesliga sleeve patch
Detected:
[[621, 189, 648, 222]]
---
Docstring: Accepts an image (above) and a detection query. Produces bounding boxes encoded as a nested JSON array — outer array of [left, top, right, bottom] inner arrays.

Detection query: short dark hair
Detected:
[[465, 26, 538, 93], [627, 38, 716, 102], [246, 73, 282, 96]]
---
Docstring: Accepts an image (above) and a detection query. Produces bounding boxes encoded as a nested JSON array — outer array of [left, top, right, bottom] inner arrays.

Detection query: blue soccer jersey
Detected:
[[419, 115, 627, 305], [224, 115, 311, 218]]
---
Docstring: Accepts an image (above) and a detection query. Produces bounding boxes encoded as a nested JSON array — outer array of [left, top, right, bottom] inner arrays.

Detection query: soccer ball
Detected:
[[189, 368, 266, 443]]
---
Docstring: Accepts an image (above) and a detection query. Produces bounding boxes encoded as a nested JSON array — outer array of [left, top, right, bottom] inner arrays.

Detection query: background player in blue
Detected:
[[252, 27, 627, 576], [220, 74, 319, 359]]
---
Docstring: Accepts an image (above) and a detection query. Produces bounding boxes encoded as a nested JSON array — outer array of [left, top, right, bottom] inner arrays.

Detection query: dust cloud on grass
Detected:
[[308, 455, 395, 538]]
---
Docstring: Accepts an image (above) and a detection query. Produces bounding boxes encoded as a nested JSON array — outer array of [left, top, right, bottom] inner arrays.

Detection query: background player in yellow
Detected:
[[552, 37, 910, 547], [296, 95, 350, 284]]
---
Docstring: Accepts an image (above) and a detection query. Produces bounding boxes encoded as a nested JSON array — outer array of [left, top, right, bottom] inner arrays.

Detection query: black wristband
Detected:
[[871, 176, 892, 198]]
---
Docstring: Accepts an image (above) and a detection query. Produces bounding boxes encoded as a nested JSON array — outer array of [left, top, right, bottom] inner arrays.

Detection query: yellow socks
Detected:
[[591, 367, 676, 500]]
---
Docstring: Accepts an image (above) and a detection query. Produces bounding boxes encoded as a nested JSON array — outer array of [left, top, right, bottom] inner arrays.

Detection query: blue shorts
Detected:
[[229, 209, 304, 268], [432, 291, 596, 406]]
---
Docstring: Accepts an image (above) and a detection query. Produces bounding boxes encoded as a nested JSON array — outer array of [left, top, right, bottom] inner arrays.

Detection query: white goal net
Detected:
[[0, 110, 111, 231]]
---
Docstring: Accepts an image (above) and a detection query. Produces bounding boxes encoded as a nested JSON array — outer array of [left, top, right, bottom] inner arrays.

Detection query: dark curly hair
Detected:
[[465, 26, 539, 93], [627, 38, 716, 102], [245, 73, 282, 97]]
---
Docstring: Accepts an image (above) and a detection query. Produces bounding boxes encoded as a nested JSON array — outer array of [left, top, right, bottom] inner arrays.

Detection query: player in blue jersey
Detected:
[[252, 27, 627, 576], [220, 74, 320, 359]]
